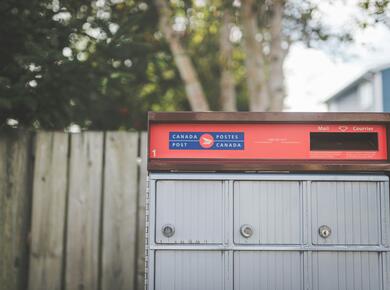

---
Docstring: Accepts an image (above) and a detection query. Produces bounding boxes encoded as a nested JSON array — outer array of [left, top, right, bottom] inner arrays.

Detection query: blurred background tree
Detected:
[[0, 0, 387, 130], [359, 0, 389, 26], [0, 0, 185, 130]]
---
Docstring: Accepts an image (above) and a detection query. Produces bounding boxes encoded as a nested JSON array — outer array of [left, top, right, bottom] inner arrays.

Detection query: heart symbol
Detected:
[[339, 126, 348, 132]]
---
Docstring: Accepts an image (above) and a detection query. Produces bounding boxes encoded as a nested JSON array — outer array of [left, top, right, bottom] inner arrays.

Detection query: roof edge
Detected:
[[325, 63, 390, 104]]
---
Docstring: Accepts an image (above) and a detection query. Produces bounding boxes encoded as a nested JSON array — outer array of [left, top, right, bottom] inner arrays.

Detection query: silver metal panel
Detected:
[[384, 252, 390, 289], [155, 180, 224, 244], [147, 173, 390, 290], [150, 244, 390, 251], [154, 250, 225, 290], [234, 181, 302, 244], [381, 181, 390, 247], [312, 181, 381, 245], [234, 251, 302, 290], [150, 173, 389, 182], [311, 252, 382, 290]]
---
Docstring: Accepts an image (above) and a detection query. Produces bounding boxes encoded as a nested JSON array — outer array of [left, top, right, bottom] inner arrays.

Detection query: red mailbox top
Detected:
[[148, 112, 390, 172]]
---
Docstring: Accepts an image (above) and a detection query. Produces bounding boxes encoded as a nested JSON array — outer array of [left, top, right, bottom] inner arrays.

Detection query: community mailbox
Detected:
[[146, 112, 390, 290]]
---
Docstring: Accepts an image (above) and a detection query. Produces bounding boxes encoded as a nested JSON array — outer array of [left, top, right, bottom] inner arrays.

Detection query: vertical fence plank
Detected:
[[28, 132, 69, 290], [66, 133, 104, 290], [101, 132, 139, 290], [0, 131, 33, 290], [136, 132, 148, 290], [1, 130, 148, 289]]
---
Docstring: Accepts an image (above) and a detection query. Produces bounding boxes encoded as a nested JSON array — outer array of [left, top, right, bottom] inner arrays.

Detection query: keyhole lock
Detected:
[[240, 224, 254, 238], [162, 224, 175, 238], [319, 225, 331, 238]]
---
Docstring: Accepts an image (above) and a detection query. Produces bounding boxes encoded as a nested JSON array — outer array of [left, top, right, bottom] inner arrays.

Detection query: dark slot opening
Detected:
[[310, 132, 378, 151]]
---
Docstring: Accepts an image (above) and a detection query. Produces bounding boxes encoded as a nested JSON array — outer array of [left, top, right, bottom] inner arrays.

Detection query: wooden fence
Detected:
[[0, 130, 147, 290]]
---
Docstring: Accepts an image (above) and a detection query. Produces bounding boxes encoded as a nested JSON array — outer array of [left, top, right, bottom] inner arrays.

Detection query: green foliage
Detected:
[[0, 0, 187, 130]]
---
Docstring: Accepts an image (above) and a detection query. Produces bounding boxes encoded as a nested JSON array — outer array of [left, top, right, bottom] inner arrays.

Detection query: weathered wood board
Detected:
[[65, 132, 104, 290], [101, 132, 139, 290], [28, 132, 69, 290], [0, 131, 33, 290], [136, 132, 148, 290]]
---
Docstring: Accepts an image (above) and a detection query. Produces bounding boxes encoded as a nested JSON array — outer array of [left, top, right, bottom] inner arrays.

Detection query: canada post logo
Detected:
[[169, 132, 244, 150]]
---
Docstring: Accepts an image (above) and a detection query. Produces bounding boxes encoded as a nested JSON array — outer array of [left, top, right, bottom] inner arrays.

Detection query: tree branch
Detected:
[[241, 0, 269, 111], [269, 0, 286, 111], [154, 0, 210, 111], [219, 9, 237, 111]]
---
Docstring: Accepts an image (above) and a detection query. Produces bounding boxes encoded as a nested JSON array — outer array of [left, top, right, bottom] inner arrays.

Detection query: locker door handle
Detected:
[[240, 224, 254, 238], [162, 224, 175, 238]]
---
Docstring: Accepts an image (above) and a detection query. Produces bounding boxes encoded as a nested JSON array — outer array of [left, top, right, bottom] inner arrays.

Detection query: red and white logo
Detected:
[[199, 133, 214, 149], [338, 126, 348, 132]]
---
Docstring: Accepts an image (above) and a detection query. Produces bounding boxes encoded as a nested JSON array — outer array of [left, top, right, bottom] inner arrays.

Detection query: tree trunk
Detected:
[[269, 0, 287, 111], [219, 9, 237, 111], [154, 0, 210, 111], [241, 0, 269, 111]]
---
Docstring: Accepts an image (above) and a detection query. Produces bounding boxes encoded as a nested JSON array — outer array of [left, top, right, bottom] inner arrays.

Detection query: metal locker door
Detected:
[[154, 251, 225, 290], [234, 181, 302, 244], [311, 252, 382, 290], [155, 180, 224, 244], [311, 181, 381, 245], [234, 251, 303, 290]]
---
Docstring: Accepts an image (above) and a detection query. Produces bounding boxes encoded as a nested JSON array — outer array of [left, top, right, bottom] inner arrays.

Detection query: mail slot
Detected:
[[146, 112, 390, 290], [310, 132, 379, 151]]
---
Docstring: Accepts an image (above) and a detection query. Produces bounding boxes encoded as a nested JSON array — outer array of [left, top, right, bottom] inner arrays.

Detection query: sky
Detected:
[[284, 1, 390, 112]]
